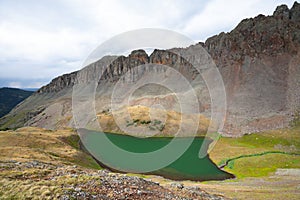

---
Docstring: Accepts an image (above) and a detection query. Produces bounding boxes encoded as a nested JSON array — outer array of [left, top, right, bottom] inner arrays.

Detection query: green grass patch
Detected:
[[234, 134, 300, 150], [223, 153, 300, 178], [0, 110, 28, 130], [227, 160, 235, 170], [61, 134, 80, 150], [210, 126, 300, 179]]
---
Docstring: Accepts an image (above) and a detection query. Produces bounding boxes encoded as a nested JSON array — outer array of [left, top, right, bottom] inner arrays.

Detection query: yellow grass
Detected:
[[0, 127, 100, 169], [97, 105, 210, 136]]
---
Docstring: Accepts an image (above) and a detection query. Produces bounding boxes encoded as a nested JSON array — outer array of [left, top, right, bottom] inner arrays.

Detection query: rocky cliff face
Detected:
[[202, 2, 300, 134], [36, 49, 197, 94], [1, 2, 300, 136]]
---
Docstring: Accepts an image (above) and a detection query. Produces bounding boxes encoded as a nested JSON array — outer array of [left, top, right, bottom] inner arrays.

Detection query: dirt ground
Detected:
[[144, 168, 300, 200]]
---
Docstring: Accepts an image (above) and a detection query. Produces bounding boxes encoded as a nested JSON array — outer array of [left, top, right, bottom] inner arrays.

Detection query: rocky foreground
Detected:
[[0, 160, 227, 200]]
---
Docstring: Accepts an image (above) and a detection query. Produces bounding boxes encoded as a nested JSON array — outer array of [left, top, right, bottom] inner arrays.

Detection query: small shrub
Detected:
[[133, 119, 140, 123], [153, 119, 161, 125], [101, 109, 110, 114], [290, 110, 300, 127], [158, 124, 165, 131], [126, 122, 134, 127], [140, 120, 151, 124]]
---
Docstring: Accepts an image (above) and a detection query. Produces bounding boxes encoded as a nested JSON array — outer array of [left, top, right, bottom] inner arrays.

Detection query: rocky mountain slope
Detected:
[[1, 2, 300, 136]]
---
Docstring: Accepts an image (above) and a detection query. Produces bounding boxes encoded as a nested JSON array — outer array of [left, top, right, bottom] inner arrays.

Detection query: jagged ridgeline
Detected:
[[1, 2, 300, 136]]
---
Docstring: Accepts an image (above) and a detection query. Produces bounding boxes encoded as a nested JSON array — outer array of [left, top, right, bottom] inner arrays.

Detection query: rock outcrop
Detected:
[[1, 2, 300, 136]]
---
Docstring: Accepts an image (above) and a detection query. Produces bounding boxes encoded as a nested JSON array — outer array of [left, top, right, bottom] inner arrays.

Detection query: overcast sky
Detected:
[[0, 0, 295, 88]]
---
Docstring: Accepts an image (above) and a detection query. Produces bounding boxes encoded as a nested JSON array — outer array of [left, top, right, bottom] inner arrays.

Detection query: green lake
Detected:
[[79, 130, 234, 181]]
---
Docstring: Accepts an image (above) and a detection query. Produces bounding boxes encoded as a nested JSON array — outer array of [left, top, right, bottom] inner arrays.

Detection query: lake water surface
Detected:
[[80, 130, 234, 181]]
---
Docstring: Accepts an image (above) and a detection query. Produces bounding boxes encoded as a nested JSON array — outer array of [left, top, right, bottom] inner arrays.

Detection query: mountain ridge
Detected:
[[1, 2, 300, 136]]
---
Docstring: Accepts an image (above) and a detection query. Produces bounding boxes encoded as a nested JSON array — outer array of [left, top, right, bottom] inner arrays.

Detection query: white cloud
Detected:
[[8, 81, 48, 89], [8, 82, 22, 88], [0, 22, 94, 61]]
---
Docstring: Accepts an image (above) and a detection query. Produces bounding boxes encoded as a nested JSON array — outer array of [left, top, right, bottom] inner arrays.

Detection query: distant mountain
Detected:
[[0, 88, 33, 118], [0, 2, 300, 136]]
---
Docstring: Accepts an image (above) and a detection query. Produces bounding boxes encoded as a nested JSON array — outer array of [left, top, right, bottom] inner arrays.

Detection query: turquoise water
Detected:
[[80, 130, 234, 181]]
